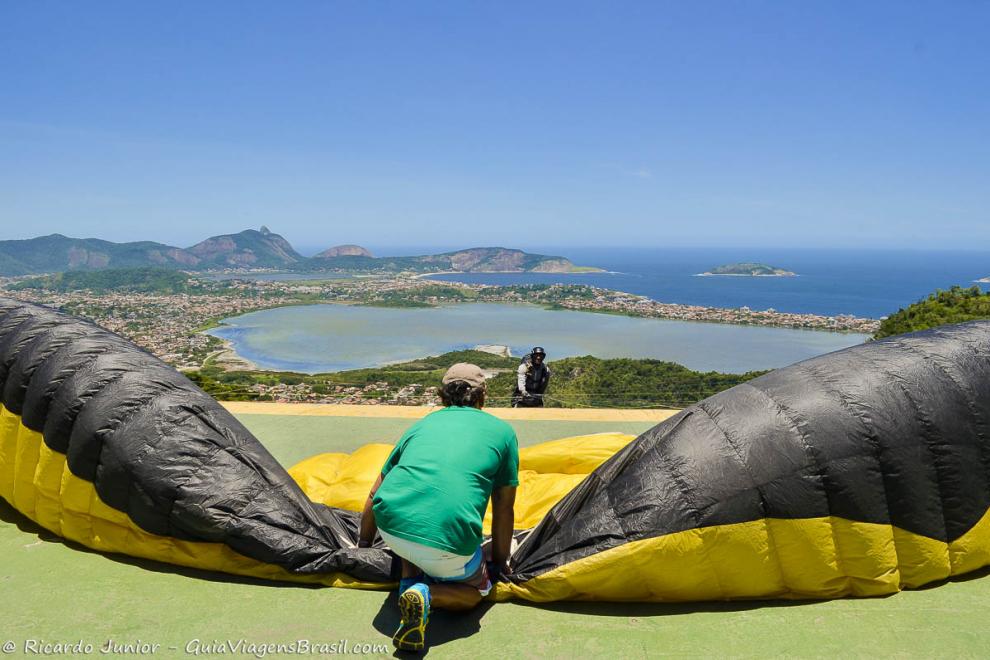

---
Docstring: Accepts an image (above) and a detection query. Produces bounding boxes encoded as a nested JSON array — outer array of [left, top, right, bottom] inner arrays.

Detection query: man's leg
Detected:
[[389, 542, 488, 650], [398, 558, 425, 594], [400, 559, 483, 611], [425, 548, 489, 611], [427, 583, 483, 611]]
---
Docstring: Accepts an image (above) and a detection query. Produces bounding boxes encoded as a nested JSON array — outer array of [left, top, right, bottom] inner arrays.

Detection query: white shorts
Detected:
[[379, 528, 475, 577], [379, 528, 493, 595]]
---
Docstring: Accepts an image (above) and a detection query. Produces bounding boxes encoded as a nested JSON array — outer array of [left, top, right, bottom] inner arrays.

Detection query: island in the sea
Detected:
[[699, 262, 797, 277], [977, 276, 990, 283]]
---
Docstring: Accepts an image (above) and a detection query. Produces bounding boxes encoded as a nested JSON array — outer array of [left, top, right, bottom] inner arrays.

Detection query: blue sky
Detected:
[[1, 1, 988, 252]]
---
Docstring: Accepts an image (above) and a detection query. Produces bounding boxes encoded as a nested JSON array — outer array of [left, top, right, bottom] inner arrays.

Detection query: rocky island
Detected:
[[700, 262, 797, 277], [314, 244, 374, 258]]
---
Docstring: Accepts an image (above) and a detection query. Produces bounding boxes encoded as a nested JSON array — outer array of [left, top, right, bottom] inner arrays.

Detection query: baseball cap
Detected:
[[442, 363, 487, 388]]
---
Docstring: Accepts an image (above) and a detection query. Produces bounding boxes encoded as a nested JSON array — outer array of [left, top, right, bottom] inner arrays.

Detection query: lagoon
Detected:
[[207, 303, 871, 374]]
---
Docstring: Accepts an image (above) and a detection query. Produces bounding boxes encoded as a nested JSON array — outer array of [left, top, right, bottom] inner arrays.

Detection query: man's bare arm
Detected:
[[358, 473, 384, 548], [490, 485, 517, 574]]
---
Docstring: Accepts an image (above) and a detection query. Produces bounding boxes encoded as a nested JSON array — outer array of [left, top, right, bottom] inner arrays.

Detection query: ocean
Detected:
[[421, 247, 990, 318]]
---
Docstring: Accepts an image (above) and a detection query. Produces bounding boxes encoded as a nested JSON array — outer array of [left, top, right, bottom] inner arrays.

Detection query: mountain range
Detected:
[[0, 227, 589, 276]]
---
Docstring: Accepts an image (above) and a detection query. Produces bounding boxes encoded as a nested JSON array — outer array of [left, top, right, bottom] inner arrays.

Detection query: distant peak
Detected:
[[315, 244, 373, 258], [259, 225, 271, 235]]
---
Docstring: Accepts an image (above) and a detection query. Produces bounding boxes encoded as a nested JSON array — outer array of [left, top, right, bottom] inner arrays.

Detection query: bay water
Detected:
[[424, 247, 990, 318]]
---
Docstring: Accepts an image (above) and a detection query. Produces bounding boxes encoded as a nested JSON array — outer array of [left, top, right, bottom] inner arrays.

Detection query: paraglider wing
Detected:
[[0, 298, 394, 584], [501, 321, 990, 601]]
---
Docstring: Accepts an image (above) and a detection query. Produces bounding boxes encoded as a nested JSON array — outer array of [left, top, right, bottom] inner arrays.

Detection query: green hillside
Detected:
[[486, 356, 767, 408], [9, 267, 212, 294], [192, 351, 766, 408], [0, 234, 194, 275], [874, 285, 990, 339]]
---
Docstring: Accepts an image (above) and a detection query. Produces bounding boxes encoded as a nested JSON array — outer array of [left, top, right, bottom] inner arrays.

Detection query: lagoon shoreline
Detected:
[[204, 301, 872, 375]]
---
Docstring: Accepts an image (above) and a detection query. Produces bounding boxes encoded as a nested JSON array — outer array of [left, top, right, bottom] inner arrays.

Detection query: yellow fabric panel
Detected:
[[481, 470, 587, 534], [828, 519, 900, 596], [891, 526, 951, 588], [948, 507, 990, 576], [286, 452, 347, 507], [764, 518, 847, 598], [316, 444, 393, 512], [0, 405, 19, 503], [31, 437, 69, 536], [0, 405, 389, 591], [492, 515, 970, 603], [13, 413, 43, 516], [288, 434, 636, 532], [518, 432, 636, 474], [704, 518, 786, 598]]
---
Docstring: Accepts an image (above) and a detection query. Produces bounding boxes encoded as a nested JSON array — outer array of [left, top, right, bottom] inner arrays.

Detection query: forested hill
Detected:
[[874, 285, 990, 339], [0, 228, 591, 275], [0, 228, 299, 274], [8, 267, 211, 294], [193, 350, 768, 409]]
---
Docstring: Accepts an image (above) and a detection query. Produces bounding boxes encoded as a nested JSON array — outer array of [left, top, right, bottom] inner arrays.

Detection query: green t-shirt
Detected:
[[372, 406, 519, 556]]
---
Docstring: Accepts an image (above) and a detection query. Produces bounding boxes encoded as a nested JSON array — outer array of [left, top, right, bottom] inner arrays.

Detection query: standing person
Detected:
[[358, 363, 519, 652], [512, 346, 551, 407]]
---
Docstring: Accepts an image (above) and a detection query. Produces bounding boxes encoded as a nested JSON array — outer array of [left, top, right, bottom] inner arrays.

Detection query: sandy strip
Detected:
[[221, 401, 679, 422]]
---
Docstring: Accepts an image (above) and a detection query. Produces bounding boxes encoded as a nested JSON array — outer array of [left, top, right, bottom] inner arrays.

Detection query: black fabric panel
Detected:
[[511, 321, 990, 581], [48, 351, 162, 457], [0, 298, 24, 316], [698, 387, 827, 520], [0, 317, 65, 392], [3, 324, 92, 414], [0, 310, 57, 381], [21, 337, 120, 432], [512, 412, 693, 574], [0, 299, 396, 582], [759, 363, 897, 531]]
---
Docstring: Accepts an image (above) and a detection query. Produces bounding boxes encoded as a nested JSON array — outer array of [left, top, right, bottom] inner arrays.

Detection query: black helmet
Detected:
[[531, 346, 546, 356]]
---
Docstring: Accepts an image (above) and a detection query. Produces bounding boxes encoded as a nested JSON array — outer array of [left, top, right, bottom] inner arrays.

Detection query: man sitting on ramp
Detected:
[[358, 363, 519, 652]]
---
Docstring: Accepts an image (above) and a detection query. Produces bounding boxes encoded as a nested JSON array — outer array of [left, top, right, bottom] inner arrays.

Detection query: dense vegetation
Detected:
[[190, 350, 766, 409], [9, 267, 216, 294], [874, 286, 990, 339], [487, 356, 768, 408], [197, 350, 514, 389], [186, 370, 260, 401]]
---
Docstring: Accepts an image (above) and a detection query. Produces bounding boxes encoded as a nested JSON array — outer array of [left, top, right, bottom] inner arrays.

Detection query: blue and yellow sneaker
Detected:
[[393, 583, 430, 652], [398, 573, 425, 596]]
